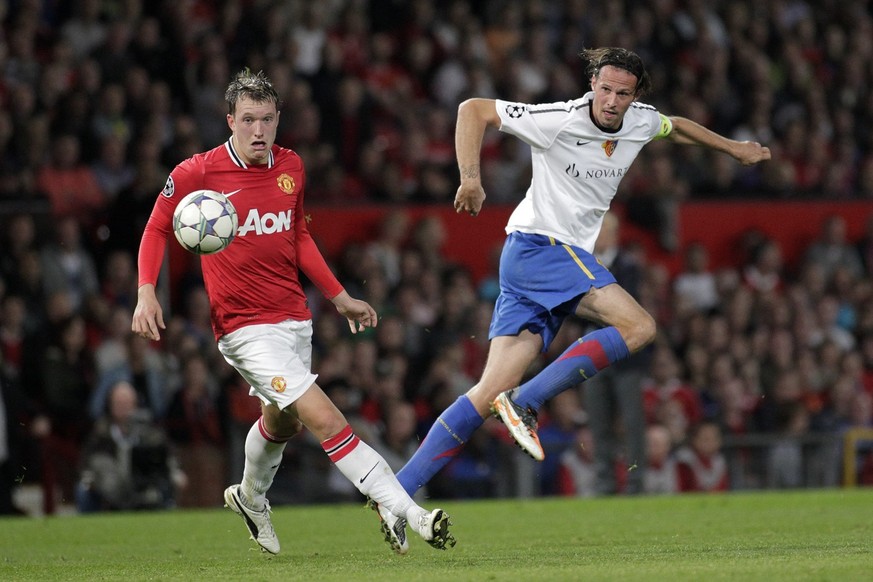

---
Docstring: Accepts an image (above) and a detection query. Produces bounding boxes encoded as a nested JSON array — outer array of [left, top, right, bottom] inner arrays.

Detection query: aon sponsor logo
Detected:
[[237, 208, 293, 236]]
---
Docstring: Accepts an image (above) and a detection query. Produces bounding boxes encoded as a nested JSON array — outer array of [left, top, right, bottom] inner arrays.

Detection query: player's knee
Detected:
[[306, 410, 349, 442]]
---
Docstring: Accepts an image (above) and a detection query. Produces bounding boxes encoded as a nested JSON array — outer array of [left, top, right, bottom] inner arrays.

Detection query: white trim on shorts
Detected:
[[217, 319, 318, 410]]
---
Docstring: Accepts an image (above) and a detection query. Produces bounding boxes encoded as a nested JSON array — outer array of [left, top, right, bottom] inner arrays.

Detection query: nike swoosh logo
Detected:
[[231, 496, 259, 536], [576, 140, 592, 146], [224, 189, 242, 197], [496, 401, 523, 427], [360, 462, 380, 483]]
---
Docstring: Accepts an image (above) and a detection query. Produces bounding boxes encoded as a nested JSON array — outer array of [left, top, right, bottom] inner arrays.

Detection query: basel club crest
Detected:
[[602, 140, 618, 157]]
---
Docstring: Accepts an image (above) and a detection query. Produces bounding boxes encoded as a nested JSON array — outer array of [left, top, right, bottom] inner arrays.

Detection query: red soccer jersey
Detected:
[[138, 139, 343, 339]]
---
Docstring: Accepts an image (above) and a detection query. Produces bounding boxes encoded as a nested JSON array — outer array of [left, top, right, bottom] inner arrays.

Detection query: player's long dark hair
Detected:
[[224, 69, 282, 115], [580, 47, 652, 97]]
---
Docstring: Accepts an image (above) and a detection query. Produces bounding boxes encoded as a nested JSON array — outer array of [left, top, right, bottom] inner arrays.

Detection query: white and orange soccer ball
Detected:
[[172, 190, 238, 255]]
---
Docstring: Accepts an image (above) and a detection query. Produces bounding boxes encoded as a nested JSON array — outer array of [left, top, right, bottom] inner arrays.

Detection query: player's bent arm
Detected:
[[292, 211, 370, 333], [297, 233, 344, 299], [666, 116, 771, 166], [456, 98, 501, 183], [454, 98, 500, 215]]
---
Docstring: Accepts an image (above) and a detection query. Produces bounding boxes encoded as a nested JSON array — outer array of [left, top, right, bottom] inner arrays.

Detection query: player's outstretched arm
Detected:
[[331, 290, 378, 334], [667, 116, 771, 166], [454, 98, 501, 217], [132, 283, 166, 341]]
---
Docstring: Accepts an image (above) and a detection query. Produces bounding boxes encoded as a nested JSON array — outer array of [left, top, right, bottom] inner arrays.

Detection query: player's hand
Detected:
[[332, 290, 378, 334], [454, 182, 486, 217], [132, 284, 166, 341], [734, 141, 771, 166]]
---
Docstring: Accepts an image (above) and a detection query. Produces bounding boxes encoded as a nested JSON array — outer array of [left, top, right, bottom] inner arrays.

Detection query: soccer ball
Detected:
[[172, 190, 238, 255]]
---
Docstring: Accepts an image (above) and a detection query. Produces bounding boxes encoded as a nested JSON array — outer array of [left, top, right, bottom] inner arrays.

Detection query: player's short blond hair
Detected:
[[225, 69, 281, 115]]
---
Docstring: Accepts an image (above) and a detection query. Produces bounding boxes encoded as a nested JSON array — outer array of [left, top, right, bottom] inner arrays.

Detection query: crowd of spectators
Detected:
[[4, 1, 873, 218], [0, 0, 873, 513]]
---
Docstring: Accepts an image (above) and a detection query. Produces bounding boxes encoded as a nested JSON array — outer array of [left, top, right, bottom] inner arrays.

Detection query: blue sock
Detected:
[[513, 326, 630, 412], [397, 395, 484, 496]]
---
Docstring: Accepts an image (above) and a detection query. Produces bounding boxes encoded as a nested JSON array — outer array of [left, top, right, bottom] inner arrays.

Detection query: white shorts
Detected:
[[217, 319, 318, 410]]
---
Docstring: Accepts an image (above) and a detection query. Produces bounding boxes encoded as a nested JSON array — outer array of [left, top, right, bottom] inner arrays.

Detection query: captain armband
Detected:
[[654, 113, 673, 139]]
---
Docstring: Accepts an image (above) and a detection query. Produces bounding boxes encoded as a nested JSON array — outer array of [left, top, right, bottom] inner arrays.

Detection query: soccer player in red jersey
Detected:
[[132, 69, 454, 555]]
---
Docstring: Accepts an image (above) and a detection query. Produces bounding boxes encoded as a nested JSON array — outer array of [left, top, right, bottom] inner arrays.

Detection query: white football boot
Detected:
[[368, 498, 409, 555], [414, 508, 456, 550], [492, 390, 545, 461], [224, 484, 280, 554]]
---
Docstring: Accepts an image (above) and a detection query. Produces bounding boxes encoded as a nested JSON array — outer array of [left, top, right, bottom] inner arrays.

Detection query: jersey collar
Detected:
[[225, 138, 274, 169]]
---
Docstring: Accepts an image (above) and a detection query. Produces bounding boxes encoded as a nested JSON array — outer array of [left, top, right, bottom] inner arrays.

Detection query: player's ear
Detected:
[[226, 114, 234, 131]]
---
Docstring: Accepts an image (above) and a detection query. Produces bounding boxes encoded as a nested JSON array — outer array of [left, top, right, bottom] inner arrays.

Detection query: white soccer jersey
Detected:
[[496, 92, 668, 252]]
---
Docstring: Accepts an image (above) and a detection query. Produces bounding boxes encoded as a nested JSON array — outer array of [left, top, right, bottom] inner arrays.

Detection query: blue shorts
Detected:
[[489, 232, 617, 351]]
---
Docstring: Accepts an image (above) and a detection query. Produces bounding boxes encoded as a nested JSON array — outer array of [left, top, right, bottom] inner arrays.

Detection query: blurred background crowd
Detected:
[[0, 0, 872, 515]]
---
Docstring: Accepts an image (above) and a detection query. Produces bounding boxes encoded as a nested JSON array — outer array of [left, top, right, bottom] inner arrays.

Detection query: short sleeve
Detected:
[[496, 99, 576, 150]]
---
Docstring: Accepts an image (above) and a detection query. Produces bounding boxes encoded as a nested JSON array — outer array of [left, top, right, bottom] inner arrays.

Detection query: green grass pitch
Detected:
[[1, 489, 871, 581]]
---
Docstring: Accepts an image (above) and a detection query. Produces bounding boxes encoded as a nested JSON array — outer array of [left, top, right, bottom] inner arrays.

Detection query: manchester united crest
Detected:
[[277, 174, 295, 194], [602, 140, 618, 157], [271, 376, 287, 393]]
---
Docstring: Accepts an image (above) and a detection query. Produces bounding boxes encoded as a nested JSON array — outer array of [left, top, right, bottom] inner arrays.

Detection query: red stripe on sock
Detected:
[[257, 416, 292, 444], [321, 424, 360, 462], [557, 339, 610, 370], [434, 444, 465, 461]]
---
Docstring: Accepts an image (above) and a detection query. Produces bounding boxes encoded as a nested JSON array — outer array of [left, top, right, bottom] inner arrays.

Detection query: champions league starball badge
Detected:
[[506, 104, 526, 118], [161, 176, 175, 198]]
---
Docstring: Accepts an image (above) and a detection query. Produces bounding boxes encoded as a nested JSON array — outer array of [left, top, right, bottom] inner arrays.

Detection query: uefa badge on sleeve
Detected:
[[506, 104, 526, 118]]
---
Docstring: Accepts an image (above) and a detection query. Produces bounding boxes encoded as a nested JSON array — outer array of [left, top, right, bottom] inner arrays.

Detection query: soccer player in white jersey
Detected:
[[380, 47, 770, 510], [132, 69, 454, 555]]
